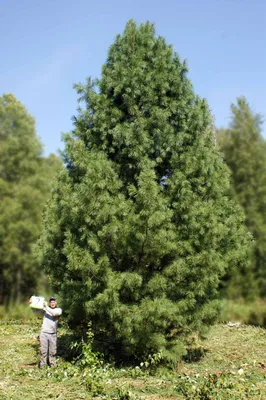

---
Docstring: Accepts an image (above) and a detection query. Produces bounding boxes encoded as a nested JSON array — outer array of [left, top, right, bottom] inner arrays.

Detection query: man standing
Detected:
[[39, 296, 62, 368]]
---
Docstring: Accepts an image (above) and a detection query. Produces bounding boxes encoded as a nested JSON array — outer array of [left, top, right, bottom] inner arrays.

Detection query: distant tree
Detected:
[[39, 21, 250, 364], [0, 93, 62, 305], [217, 97, 266, 297]]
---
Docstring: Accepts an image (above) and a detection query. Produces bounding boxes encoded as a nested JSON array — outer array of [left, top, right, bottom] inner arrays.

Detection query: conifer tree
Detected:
[[0, 94, 62, 304], [39, 21, 250, 363], [217, 97, 266, 297]]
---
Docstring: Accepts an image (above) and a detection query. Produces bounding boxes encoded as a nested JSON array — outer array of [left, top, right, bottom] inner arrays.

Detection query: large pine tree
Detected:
[[0, 93, 62, 305], [217, 97, 266, 297], [39, 21, 250, 363]]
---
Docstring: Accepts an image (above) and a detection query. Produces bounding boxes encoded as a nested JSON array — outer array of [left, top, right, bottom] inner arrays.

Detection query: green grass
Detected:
[[219, 299, 266, 327], [1, 315, 266, 399]]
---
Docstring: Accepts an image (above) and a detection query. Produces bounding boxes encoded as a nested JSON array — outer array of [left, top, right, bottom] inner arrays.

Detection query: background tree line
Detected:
[[1, 20, 265, 362], [0, 93, 62, 306], [216, 97, 266, 299]]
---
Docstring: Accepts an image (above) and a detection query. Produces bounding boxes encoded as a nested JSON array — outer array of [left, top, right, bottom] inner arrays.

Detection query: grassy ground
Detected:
[[1, 317, 266, 399]]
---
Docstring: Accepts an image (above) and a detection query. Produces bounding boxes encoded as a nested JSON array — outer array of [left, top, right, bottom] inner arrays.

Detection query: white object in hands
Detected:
[[29, 295, 45, 309]]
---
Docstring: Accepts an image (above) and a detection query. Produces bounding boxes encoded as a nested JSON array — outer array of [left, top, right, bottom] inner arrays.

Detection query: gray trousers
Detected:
[[40, 332, 57, 367]]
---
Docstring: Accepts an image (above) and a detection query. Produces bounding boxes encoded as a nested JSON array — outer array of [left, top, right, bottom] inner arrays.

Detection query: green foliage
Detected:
[[0, 93, 62, 305], [72, 326, 107, 395], [217, 98, 266, 297], [39, 21, 250, 364]]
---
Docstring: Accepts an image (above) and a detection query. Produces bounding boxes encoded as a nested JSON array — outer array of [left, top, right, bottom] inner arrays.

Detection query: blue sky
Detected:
[[1, 0, 265, 156]]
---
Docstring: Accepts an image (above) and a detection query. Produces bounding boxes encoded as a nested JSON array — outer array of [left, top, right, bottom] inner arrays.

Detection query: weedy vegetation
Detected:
[[1, 305, 266, 400]]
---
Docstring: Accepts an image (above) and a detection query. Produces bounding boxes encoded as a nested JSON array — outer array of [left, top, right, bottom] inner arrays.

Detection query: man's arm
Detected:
[[43, 302, 62, 317]]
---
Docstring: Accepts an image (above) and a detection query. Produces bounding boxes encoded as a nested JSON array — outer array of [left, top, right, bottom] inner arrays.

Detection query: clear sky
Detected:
[[1, 0, 265, 156]]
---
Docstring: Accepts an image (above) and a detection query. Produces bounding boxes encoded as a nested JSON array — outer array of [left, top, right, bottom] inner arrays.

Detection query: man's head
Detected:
[[49, 297, 57, 308]]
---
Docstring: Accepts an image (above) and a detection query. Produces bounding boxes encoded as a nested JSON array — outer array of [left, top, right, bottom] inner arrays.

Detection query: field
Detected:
[[1, 315, 266, 400]]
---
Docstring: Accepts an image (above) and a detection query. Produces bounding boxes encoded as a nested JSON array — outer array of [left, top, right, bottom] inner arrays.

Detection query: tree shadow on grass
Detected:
[[183, 345, 209, 363], [57, 332, 81, 362]]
